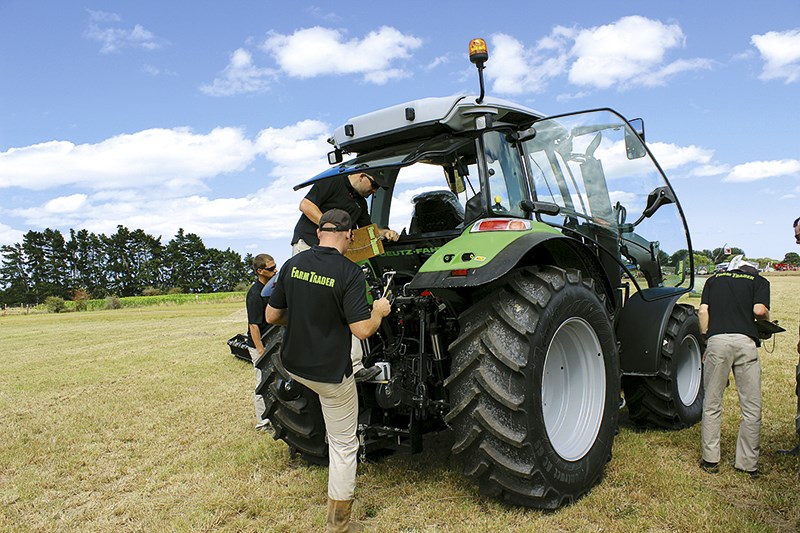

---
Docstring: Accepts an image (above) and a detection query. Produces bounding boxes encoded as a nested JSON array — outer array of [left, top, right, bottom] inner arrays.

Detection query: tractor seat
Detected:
[[409, 190, 465, 234]]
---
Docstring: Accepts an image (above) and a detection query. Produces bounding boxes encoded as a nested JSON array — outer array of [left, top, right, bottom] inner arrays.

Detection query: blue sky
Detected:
[[1, 1, 799, 267]]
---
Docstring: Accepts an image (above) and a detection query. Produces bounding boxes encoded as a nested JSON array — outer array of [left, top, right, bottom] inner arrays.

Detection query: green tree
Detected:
[[693, 253, 713, 270], [66, 229, 106, 297], [203, 248, 250, 292], [101, 225, 164, 297], [784, 252, 800, 266], [18, 229, 70, 303], [163, 229, 207, 292], [0, 243, 32, 305]]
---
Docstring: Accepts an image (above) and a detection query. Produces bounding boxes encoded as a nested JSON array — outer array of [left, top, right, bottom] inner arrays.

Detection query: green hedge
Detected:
[[60, 292, 245, 312]]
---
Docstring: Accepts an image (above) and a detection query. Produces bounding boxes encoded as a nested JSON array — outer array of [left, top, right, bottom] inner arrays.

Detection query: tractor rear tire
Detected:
[[255, 325, 329, 465], [623, 304, 704, 429], [446, 266, 620, 509]]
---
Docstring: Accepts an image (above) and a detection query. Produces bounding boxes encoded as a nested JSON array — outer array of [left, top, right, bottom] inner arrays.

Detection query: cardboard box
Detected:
[[345, 224, 384, 262]]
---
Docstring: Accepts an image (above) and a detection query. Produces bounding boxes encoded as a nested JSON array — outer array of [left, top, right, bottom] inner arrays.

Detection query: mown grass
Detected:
[[1, 276, 799, 532]]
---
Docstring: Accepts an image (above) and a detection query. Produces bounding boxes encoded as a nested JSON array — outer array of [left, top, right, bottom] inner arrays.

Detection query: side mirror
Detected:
[[625, 118, 646, 160], [327, 149, 343, 164], [641, 186, 676, 219]]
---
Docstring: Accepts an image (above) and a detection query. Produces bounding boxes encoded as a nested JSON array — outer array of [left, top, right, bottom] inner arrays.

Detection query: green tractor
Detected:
[[256, 39, 703, 509]]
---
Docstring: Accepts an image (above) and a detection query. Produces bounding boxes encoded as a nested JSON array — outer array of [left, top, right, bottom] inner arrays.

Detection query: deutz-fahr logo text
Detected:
[[383, 246, 440, 257]]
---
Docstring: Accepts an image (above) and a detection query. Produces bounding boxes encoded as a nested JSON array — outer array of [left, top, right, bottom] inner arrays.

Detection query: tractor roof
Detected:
[[329, 94, 544, 154]]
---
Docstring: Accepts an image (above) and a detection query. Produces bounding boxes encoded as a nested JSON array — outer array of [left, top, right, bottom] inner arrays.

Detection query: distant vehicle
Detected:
[[774, 263, 798, 271], [697, 267, 708, 275]]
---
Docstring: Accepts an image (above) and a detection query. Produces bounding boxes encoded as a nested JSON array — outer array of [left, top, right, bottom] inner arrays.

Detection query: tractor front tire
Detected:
[[623, 304, 704, 429], [446, 266, 620, 509]]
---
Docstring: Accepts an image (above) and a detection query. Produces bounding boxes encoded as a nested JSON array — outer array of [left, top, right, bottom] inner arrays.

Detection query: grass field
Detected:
[[1, 276, 799, 532]]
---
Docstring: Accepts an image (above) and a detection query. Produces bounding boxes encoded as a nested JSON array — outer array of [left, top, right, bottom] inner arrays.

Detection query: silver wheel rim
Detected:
[[676, 334, 702, 406], [542, 317, 606, 462]]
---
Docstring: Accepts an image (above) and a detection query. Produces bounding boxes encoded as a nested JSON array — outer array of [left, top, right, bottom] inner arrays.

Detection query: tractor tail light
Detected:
[[471, 218, 531, 232]]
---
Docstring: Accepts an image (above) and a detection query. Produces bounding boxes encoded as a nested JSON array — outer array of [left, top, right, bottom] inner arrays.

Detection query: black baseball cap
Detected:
[[318, 208, 351, 232]]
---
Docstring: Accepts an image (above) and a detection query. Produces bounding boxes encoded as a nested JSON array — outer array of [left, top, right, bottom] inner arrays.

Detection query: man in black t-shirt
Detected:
[[698, 256, 770, 478], [291, 172, 399, 255], [267, 209, 391, 531], [246, 253, 277, 431], [291, 171, 398, 383]]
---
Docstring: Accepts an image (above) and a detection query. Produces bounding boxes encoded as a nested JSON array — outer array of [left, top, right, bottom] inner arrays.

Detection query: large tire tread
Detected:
[[255, 326, 329, 465], [446, 266, 619, 509]]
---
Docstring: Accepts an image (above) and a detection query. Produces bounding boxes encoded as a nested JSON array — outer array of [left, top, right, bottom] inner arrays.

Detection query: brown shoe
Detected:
[[326, 498, 363, 532]]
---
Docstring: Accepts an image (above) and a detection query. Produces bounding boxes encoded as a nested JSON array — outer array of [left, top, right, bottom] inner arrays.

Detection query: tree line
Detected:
[[669, 247, 800, 271], [0, 226, 253, 306]]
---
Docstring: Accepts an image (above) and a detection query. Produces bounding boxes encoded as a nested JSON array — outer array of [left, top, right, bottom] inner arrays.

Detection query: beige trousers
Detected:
[[701, 333, 762, 471], [289, 371, 359, 500], [293, 238, 366, 373], [248, 346, 269, 425]]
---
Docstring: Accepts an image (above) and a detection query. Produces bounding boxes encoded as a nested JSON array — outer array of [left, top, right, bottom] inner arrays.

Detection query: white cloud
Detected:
[[200, 48, 276, 96], [488, 16, 710, 95], [646, 142, 714, 171], [305, 6, 340, 22], [724, 159, 800, 182], [2, 121, 338, 250], [692, 163, 729, 177], [489, 33, 568, 94], [0, 127, 259, 190], [751, 29, 800, 83], [567, 16, 709, 89], [255, 119, 333, 185], [84, 10, 164, 54], [44, 194, 88, 213], [426, 55, 449, 70], [0, 222, 23, 245], [262, 26, 422, 84]]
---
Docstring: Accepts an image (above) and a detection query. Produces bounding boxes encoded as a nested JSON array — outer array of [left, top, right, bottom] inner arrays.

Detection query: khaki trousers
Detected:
[[701, 333, 762, 471], [293, 238, 365, 373], [248, 346, 269, 425], [289, 371, 359, 501]]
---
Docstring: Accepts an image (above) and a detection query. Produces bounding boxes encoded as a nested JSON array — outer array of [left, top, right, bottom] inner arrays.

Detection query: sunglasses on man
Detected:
[[362, 173, 380, 191]]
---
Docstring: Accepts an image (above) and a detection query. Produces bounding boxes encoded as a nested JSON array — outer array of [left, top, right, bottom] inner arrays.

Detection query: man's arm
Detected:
[[299, 198, 323, 226], [249, 323, 264, 357], [753, 303, 769, 320], [266, 305, 289, 326], [698, 303, 709, 335], [350, 297, 391, 340]]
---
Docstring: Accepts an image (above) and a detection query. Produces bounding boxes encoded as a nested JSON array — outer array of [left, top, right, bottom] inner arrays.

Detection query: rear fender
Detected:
[[615, 288, 683, 376], [408, 231, 614, 307]]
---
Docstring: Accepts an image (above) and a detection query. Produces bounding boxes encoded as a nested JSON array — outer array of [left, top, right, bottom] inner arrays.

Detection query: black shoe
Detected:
[[777, 444, 800, 456], [699, 459, 719, 474], [354, 366, 381, 383], [734, 467, 759, 479], [255, 419, 273, 434]]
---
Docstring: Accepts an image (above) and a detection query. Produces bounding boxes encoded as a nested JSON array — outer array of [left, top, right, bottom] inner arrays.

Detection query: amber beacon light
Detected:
[[468, 38, 488, 104]]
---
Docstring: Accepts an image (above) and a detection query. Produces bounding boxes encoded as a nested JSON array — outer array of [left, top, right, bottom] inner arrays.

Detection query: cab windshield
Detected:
[[523, 109, 693, 289]]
